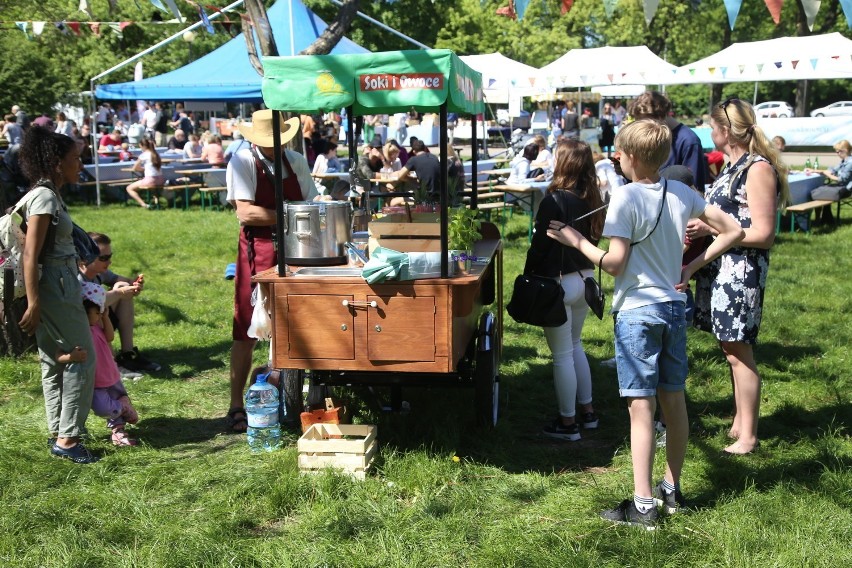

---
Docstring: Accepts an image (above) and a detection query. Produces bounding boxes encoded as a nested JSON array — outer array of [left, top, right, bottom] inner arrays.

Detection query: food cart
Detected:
[[255, 49, 502, 425]]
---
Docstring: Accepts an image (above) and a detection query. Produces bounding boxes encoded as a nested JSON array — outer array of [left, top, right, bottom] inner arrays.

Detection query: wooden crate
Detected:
[[368, 213, 440, 254], [297, 423, 377, 480]]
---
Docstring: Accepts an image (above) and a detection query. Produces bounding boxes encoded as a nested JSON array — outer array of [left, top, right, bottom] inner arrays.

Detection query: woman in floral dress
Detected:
[[690, 98, 789, 455]]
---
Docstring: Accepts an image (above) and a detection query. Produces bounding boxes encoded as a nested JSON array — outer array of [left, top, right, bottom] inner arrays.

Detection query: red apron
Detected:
[[233, 152, 303, 341]]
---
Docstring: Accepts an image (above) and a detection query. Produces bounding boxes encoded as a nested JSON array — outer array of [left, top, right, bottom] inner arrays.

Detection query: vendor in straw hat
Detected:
[[225, 109, 318, 432]]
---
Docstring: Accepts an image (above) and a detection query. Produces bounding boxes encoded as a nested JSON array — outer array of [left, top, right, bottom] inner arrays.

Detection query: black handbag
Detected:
[[506, 273, 566, 327], [581, 264, 605, 320]]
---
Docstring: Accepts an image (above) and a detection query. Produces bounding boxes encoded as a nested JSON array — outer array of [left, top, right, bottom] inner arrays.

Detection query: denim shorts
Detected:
[[613, 301, 688, 398]]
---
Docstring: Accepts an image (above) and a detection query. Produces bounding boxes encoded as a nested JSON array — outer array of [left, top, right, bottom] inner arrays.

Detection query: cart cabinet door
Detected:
[[366, 295, 436, 362], [287, 294, 355, 360]]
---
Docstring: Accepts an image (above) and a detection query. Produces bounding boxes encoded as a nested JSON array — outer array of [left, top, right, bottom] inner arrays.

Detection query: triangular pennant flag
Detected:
[[689, 68, 696, 76], [163, 0, 184, 22], [120, 22, 132, 31], [199, 6, 215, 34], [708, 67, 716, 75], [67, 21, 81, 36], [528, 77, 536, 87], [738, 64, 746, 74], [149, 0, 168, 11], [720, 66, 728, 77], [774, 61, 783, 68], [33, 22, 46, 36], [55, 21, 68, 35], [515, 0, 531, 20], [756, 63, 765, 73], [109, 22, 123, 38], [15, 21, 30, 39], [763, 0, 783, 24], [643, 0, 661, 25], [89, 22, 101, 36], [722, 0, 742, 30], [496, 1, 516, 19], [579, 75, 588, 84], [561, 0, 574, 15], [810, 58, 818, 69], [800, 0, 821, 31], [839, 0, 852, 29], [603, 0, 619, 18], [791, 60, 799, 69], [607, 74, 614, 83], [79, 0, 94, 20]]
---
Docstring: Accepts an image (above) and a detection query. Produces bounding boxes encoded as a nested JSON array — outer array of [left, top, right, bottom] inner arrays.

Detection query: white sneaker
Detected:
[[118, 366, 144, 380], [599, 357, 617, 369]]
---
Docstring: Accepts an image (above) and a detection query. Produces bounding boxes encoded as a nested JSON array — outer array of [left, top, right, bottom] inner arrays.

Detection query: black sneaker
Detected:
[[51, 442, 99, 464], [116, 347, 161, 373], [600, 499, 658, 530], [653, 481, 686, 514], [542, 419, 581, 441], [581, 412, 599, 429]]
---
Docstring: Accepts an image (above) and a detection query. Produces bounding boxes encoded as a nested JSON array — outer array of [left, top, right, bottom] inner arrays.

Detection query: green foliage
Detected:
[[447, 205, 481, 250]]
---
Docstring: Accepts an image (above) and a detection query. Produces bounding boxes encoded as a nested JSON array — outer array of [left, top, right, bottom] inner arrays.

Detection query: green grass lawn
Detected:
[[1, 205, 850, 567]]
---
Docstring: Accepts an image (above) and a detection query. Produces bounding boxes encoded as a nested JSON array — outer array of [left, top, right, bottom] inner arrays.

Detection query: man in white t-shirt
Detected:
[[140, 104, 160, 141], [224, 110, 317, 433]]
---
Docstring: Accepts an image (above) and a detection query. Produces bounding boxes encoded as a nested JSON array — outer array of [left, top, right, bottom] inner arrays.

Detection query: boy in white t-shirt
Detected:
[[547, 120, 744, 529]]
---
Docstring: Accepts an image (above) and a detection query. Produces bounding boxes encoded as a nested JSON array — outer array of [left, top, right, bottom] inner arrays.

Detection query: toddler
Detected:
[[81, 281, 140, 446]]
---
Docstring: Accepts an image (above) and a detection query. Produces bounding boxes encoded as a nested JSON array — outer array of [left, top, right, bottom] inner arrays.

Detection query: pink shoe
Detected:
[[111, 428, 138, 447]]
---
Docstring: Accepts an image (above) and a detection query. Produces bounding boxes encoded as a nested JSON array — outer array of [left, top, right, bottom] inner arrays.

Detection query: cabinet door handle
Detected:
[[341, 300, 377, 309]]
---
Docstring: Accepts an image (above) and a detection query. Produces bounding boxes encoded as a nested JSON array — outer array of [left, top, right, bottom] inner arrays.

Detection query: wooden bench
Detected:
[[198, 186, 227, 211], [468, 200, 513, 233], [780, 200, 834, 233]]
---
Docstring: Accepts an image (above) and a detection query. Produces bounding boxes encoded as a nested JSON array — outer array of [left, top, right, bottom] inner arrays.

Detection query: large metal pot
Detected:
[[282, 201, 351, 266]]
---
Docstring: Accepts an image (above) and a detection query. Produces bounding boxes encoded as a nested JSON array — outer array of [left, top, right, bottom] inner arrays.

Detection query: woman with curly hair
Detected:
[[522, 139, 606, 440], [18, 126, 98, 463]]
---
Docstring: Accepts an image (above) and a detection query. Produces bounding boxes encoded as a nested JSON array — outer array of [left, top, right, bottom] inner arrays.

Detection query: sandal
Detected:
[[111, 429, 139, 447], [227, 407, 248, 433]]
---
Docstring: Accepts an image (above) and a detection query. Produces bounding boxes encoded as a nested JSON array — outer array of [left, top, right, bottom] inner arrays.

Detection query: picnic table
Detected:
[[491, 181, 550, 240]]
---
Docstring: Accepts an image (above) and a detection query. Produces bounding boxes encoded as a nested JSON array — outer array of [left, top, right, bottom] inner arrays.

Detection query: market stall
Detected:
[[257, 49, 502, 425]]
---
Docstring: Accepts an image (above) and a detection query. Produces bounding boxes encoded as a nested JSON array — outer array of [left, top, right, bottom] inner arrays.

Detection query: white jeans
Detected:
[[543, 271, 593, 418]]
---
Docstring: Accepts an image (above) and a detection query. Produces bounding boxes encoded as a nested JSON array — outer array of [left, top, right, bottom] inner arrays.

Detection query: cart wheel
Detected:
[[475, 312, 500, 427]]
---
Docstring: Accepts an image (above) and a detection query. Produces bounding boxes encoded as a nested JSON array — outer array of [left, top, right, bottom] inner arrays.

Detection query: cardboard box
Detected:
[[297, 423, 377, 480]]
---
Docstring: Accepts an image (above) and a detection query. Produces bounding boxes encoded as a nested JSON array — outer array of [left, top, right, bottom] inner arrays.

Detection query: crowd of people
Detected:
[[8, 92, 850, 532]]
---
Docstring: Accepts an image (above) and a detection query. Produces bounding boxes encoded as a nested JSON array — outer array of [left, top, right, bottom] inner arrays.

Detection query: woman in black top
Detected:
[[523, 139, 605, 441]]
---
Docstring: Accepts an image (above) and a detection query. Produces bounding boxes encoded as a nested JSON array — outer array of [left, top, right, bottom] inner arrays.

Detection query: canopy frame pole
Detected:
[[88, 0, 246, 205], [439, 103, 448, 279], [272, 110, 287, 277], [328, 0, 430, 49]]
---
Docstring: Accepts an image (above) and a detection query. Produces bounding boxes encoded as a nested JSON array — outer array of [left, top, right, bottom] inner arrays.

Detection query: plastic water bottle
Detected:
[[805, 156, 812, 169], [813, 156, 820, 170], [245, 373, 282, 453]]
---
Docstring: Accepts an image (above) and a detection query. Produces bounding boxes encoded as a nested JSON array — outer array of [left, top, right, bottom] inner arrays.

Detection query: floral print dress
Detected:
[[694, 153, 778, 344]]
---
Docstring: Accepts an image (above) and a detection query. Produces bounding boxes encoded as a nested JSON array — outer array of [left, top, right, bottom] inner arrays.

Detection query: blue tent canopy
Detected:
[[95, 0, 367, 102]]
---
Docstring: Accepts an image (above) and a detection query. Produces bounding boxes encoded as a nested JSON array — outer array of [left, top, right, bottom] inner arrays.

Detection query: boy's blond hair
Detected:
[[615, 119, 671, 172]]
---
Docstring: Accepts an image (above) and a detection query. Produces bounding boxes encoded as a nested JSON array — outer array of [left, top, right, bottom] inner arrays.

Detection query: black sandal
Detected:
[[227, 407, 248, 433]]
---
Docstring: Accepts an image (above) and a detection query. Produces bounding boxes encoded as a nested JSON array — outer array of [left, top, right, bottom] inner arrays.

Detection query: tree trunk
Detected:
[[793, 1, 810, 117], [709, 25, 732, 111], [301, 0, 361, 55]]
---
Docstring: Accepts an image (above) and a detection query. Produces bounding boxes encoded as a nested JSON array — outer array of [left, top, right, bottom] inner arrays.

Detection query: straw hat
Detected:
[[238, 109, 300, 148]]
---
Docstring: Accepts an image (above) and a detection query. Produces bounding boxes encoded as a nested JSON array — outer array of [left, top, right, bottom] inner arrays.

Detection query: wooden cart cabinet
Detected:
[[255, 240, 499, 375]]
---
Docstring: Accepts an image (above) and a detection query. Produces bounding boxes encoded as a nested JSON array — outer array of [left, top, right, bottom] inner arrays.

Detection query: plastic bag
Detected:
[[247, 284, 272, 340]]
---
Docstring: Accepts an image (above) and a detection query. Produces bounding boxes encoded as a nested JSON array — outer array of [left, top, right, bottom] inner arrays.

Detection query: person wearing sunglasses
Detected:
[[690, 98, 790, 456], [805, 139, 852, 225], [78, 232, 160, 377]]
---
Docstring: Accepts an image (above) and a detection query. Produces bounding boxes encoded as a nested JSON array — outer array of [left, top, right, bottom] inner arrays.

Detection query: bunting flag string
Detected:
[[723, 0, 743, 30], [800, 0, 822, 31], [840, 0, 852, 29], [763, 0, 783, 25]]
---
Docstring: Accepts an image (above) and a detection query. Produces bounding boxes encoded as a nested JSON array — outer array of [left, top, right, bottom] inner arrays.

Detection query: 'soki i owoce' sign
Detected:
[[360, 73, 444, 91]]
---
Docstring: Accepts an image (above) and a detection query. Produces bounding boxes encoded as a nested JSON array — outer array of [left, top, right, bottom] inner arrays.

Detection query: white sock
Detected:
[[634, 494, 655, 514]]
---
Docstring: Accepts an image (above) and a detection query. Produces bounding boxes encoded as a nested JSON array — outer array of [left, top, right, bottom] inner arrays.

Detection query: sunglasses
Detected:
[[719, 98, 741, 127], [98, 254, 112, 262]]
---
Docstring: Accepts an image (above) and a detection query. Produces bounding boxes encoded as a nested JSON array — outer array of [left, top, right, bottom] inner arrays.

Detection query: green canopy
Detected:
[[261, 49, 484, 116]]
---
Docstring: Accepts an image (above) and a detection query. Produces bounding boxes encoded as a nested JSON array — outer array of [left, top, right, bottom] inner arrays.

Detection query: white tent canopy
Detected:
[[539, 46, 678, 88], [459, 52, 544, 103], [669, 32, 852, 84]]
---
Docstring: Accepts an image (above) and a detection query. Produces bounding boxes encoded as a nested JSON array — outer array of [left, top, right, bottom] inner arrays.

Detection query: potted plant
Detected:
[[446, 206, 481, 274]]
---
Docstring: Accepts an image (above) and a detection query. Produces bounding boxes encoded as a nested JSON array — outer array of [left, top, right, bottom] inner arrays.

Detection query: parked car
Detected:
[[754, 101, 794, 118], [810, 101, 852, 117]]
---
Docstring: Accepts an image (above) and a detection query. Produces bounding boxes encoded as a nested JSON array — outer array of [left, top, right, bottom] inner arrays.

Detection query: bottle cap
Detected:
[[256, 372, 269, 384]]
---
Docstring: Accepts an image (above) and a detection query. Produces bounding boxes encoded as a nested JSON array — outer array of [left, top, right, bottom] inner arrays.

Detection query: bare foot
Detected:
[[727, 428, 740, 440], [56, 346, 88, 364], [723, 440, 759, 455]]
